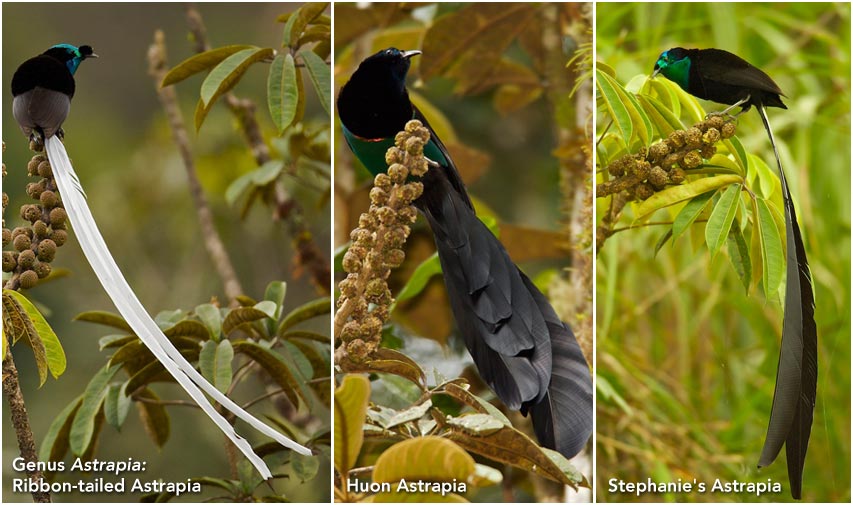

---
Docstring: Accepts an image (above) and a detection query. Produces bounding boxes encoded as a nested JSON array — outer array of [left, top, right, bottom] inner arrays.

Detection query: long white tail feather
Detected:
[[45, 137, 311, 478]]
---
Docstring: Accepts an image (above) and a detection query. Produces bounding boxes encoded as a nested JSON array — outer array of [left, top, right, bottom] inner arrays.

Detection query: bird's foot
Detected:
[[424, 157, 441, 169], [56, 128, 65, 141], [28, 131, 45, 152], [704, 110, 740, 123]]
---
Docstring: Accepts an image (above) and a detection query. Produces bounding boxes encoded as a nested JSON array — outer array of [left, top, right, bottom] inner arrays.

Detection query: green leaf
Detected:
[[672, 190, 716, 243], [4, 289, 65, 381], [3, 294, 47, 386], [446, 413, 505, 435], [596, 68, 632, 148], [705, 184, 741, 258], [300, 49, 331, 115], [373, 436, 475, 484], [161, 45, 256, 87], [233, 341, 307, 407], [74, 310, 133, 332], [70, 364, 120, 455], [385, 400, 433, 429], [282, 2, 328, 48], [278, 297, 331, 335], [755, 198, 784, 296], [291, 452, 320, 482], [199, 340, 234, 394], [268, 53, 299, 133], [264, 281, 288, 319], [636, 174, 742, 219], [395, 253, 442, 303], [653, 228, 673, 258], [334, 374, 370, 475], [38, 396, 83, 464], [135, 388, 170, 448], [225, 171, 255, 207], [104, 383, 131, 430], [200, 47, 273, 107], [222, 307, 272, 336], [163, 320, 210, 340], [99, 334, 135, 350], [195, 303, 222, 341], [727, 218, 752, 294]]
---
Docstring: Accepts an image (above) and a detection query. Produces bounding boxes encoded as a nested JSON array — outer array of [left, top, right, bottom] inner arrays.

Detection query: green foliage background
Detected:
[[3, 4, 330, 502], [595, 3, 850, 502]]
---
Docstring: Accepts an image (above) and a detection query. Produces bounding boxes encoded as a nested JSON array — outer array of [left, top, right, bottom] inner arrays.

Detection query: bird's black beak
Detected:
[[402, 50, 421, 59]]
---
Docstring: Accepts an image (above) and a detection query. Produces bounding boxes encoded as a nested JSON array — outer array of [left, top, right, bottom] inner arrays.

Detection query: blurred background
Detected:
[[595, 3, 850, 502], [3, 3, 330, 502]]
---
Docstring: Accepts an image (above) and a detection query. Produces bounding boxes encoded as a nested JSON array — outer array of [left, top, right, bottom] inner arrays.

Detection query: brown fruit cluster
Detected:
[[335, 120, 431, 362], [3, 145, 67, 290], [597, 116, 736, 200]]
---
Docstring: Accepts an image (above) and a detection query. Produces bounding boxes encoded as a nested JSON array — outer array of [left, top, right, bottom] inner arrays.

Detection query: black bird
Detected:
[[11, 43, 97, 140], [654, 47, 817, 499], [11, 44, 311, 478], [338, 48, 593, 459]]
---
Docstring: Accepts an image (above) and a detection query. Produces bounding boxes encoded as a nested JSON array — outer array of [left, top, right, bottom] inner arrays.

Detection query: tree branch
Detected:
[[146, 30, 244, 306]]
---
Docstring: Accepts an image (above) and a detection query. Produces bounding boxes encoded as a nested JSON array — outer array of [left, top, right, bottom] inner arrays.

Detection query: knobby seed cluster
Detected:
[[2, 143, 68, 290], [597, 115, 736, 201], [334, 120, 431, 363]]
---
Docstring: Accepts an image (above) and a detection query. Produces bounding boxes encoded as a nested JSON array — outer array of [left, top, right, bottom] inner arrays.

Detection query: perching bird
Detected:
[[11, 44, 311, 478], [653, 47, 817, 499], [337, 48, 593, 459]]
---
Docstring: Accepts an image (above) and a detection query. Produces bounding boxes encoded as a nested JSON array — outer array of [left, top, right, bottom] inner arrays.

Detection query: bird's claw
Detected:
[[424, 156, 441, 169], [56, 128, 65, 141], [28, 131, 45, 150]]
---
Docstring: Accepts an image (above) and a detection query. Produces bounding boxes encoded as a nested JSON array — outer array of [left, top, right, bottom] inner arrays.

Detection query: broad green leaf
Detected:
[[727, 219, 752, 294], [163, 320, 211, 339], [225, 171, 255, 206], [596, 69, 633, 148], [254, 301, 278, 319], [438, 382, 512, 425], [264, 281, 288, 319], [4, 289, 65, 381], [38, 395, 82, 463], [3, 294, 47, 385], [201, 47, 273, 107], [756, 198, 784, 295], [135, 388, 170, 448], [281, 340, 313, 379], [339, 347, 426, 388], [334, 374, 370, 475], [278, 297, 331, 335], [268, 53, 299, 133], [161, 45, 255, 87], [222, 307, 271, 336], [385, 400, 432, 429], [74, 310, 133, 332], [672, 189, 716, 243], [99, 334, 134, 350], [300, 50, 331, 115], [104, 383, 131, 430], [373, 436, 475, 484], [622, 88, 653, 145], [446, 413, 505, 435], [282, 2, 328, 48], [199, 340, 234, 393], [749, 153, 779, 199], [705, 184, 741, 258], [635, 174, 742, 219], [637, 94, 682, 136], [395, 253, 441, 303], [233, 341, 307, 407], [722, 135, 749, 174], [195, 303, 222, 341], [291, 452, 320, 482], [70, 364, 120, 455], [471, 463, 503, 487]]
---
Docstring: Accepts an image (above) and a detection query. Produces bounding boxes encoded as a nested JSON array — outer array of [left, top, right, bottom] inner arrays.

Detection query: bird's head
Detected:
[[44, 44, 98, 75], [652, 47, 690, 89], [357, 48, 421, 88]]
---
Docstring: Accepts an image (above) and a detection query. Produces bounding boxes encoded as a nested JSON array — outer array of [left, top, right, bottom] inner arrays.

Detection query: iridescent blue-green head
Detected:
[[652, 47, 691, 90], [43, 44, 98, 75]]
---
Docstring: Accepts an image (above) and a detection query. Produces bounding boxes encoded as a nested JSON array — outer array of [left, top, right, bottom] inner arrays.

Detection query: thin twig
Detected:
[[132, 394, 201, 409], [146, 30, 244, 306]]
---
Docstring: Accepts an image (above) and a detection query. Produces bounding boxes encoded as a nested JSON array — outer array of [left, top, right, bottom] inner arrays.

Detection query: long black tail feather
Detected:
[[416, 166, 593, 459], [755, 104, 817, 500]]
